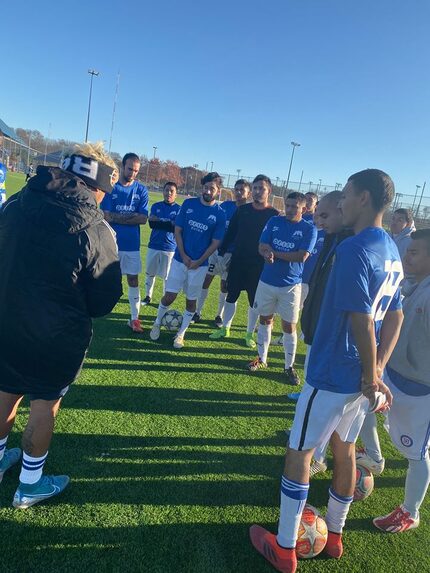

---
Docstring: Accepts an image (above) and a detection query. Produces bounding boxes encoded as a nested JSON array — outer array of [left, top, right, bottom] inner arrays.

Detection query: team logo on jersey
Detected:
[[272, 226, 279, 231], [400, 435, 413, 447], [189, 219, 208, 231], [207, 214, 217, 222], [112, 194, 118, 199], [293, 230, 303, 238], [186, 208, 193, 214]]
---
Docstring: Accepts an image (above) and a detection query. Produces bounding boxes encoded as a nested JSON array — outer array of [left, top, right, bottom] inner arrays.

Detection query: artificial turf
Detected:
[[1, 172, 429, 572]]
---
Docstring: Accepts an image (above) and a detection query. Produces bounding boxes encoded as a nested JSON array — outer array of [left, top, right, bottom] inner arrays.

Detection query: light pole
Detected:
[[416, 181, 427, 218], [26, 130, 32, 167], [236, 169, 241, 180], [317, 179, 322, 193], [285, 141, 300, 191], [193, 164, 199, 194], [153, 146, 157, 159], [85, 69, 99, 142], [210, 161, 213, 171], [298, 170, 304, 191], [412, 185, 421, 210]]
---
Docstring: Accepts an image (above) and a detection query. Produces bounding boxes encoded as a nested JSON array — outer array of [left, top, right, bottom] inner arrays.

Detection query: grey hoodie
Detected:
[[392, 224, 416, 260], [388, 275, 430, 387]]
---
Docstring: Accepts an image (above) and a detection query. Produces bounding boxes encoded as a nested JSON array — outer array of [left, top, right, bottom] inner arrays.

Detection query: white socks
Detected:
[[19, 452, 48, 484], [325, 488, 353, 533], [247, 306, 259, 334], [145, 275, 156, 299], [257, 323, 271, 364], [128, 286, 141, 320], [404, 454, 430, 519], [155, 303, 170, 325], [359, 412, 383, 462], [0, 436, 8, 462], [223, 302, 237, 328], [283, 332, 298, 369], [197, 289, 209, 315], [277, 476, 309, 548], [177, 310, 195, 337], [217, 292, 227, 317]]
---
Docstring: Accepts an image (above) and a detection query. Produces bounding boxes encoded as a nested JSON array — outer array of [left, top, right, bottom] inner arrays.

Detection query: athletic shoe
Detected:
[[191, 312, 201, 324], [323, 531, 343, 558], [287, 392, 301, 401], [356, 447, 385, 476], [0, 448, 21, 484], [209, 326, 230, 340], [127, 319, 144, 333], [244, 332, 256, 349], [249, 525, 297, 573], [149, 323, 161, 341], [373, 505, 419, 533], [173, 334, 185, 349], [284, 367, 300, 385], [309, 459, 328, 477], [13, 474, 70, 509], [214, 315, 223, 328], [141, 296, 151, 306], [247, 357, 267, 371]]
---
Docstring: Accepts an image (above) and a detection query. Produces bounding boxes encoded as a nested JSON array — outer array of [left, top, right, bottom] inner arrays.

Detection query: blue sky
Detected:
[[1, 0, 429, 195]]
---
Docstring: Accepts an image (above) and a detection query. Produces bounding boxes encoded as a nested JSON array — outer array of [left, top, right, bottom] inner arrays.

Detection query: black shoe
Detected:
[[191, 312, 201, 324], [142, 296, 151, 305], [214, 315, 223, 328], [284, 367, 300, 386]]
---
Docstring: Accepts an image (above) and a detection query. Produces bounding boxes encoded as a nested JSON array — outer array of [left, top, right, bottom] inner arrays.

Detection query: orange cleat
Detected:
[[323, 531, 343, 558], [127, 319, 144, 333], [249, 525, 297, 573]]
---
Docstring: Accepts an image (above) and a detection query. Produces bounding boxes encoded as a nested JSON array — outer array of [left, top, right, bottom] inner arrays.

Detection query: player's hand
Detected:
[[362, 376, 392, 412], [182, 255, 192, 268], [263, 250, 274, 264], [149, 215, 160, 221], [189, 259, 201, 270]]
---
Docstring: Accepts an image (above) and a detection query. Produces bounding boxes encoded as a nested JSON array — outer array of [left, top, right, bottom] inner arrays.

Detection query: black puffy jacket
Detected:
[[0, 166, 122, 395]]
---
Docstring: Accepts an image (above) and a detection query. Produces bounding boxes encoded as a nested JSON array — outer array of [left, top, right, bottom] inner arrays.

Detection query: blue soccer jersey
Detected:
[[259, 216, 317, 287], [101, 180, 149, 251], [302, 213, 314, 223], [221, 200, 238, 253], [302, 229, 326, 284], [174, 197, 226, 266], [307, 227, 404, 394], [148, 201, 181, 252]]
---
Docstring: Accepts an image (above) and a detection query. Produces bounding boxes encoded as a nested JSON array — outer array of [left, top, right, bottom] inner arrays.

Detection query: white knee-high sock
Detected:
[[196, 289, 209, 314], [128, 286, 141, 320], [247, 306, 259, 334], [325, 488, 353, 533], [283, 332, 298, 369], [257, 323, 272, 364], [359, 412, 383, 462], [177, 310, 195, 337], [19, 452, 48, 484], [145, 275, 156, 298], [404, 454, 430, 519], [217, 292, 227, 317], [0, 436, 8, 462], [277, 476, 309, 548], [155, 303, 170, 325], [223, 302, 237, 328]]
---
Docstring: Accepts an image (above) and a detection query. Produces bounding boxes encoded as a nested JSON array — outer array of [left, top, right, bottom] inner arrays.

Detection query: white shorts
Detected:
[[165, 258, 207, 300], [384, 371, 430, 460], [118, 251, 142, 276], [289, 382, 368, 451], [207, 252, 231, 281], [254, 281, 302, 323], [146, 248, 174, 280], [300, 283, 310, 309]]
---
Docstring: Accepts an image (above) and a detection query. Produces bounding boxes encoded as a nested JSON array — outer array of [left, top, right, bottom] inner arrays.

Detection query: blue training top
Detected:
[[148, 201, 181, 252]]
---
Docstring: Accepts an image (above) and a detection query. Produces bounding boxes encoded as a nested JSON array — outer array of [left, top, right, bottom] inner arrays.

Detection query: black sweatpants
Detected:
[[226, 259, 263, 306]]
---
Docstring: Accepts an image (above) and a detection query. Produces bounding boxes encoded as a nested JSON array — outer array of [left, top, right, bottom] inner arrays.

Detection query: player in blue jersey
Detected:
[[248, 192, 317, 385], [102, 153, 148, 333], [302, 191, 318, 222], [149, 172, 226, 349], [143, 182, 181, 305], [0, 162, 7, 207], [194, 179, 251, 326], [250, 169, 404, 573]]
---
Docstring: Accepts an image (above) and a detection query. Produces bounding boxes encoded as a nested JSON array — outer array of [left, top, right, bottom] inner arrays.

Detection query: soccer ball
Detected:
[[296, 504, 328, 558], [353, 464, 374, 501], [161, 309, 183, 332]]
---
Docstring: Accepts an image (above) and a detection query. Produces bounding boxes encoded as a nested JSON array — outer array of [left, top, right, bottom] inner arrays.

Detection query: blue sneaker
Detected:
[[287, 391, 301, 401], [0, 448, 21, 483], [13, 474, 70, 508]]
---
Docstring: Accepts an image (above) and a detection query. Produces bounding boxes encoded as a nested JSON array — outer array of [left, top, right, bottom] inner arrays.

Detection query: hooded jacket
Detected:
[[0, 166, 122, 395], [391, 224, 416, 260]]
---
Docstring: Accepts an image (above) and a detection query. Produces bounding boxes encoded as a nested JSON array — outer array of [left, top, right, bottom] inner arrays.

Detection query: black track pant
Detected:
[[226, 259, 263, 307]]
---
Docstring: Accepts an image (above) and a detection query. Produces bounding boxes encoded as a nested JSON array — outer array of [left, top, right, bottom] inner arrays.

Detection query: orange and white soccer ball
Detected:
[[296, 504, 328, 558], [353, 464, 374, 501]]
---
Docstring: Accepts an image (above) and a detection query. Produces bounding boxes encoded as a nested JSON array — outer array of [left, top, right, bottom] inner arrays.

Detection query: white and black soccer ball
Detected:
[[161, 309, 183, 332]]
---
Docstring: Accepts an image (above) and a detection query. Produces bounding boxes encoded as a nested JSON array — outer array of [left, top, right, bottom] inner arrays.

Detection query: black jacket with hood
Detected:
[[0, 166, 122, 395]]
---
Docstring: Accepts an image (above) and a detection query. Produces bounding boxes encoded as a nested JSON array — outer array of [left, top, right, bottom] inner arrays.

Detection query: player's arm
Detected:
[[174, 225, 191, 268], [107, 212, 148, 225], [148, 219, 175, 231], [273, 249, 310, 263], [189, 239, 221, 269], [376, 309, 404, 375], [259, 242, 275, 263]]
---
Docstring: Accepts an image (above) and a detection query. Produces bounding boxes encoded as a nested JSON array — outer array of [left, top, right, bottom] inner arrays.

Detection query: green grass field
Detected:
[[1, 172, 429, 572]]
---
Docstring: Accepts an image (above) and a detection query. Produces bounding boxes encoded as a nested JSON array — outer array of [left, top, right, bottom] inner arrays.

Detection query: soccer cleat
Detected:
[[149, 323, 161, 341], [13, 474, 70, 509], [191, 312, 201, 324], [247, 357, 267, 371], [373, 505, 419, 533], [356, 447, 385, 476], [209, 326, 230, 340], [214, 315, 223, 328], [323, 531, 343, 559], [127, 319, 144, 333], [173, 334, 185, 349], [287, 392, 301, 401], [245, 332, 256, 349], [284, 367, 300, 386], [0, 448, 21, 484], [141, 295, 151, 306], [309, 459, 328, 477], [249, 525, 297, 573]]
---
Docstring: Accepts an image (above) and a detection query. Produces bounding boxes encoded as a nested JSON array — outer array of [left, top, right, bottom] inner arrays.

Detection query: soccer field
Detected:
[[1, 173, 429, 573]]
